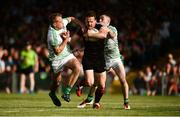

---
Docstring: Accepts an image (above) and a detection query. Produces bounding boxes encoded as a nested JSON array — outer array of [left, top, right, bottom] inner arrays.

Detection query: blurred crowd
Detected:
[[131, 53, 180, 96], [0, 43, 51, 93], [0, 0, 180, 95]]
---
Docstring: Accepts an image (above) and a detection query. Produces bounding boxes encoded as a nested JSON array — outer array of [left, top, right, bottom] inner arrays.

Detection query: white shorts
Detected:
[[105, 58, 123, 70], [51, 54, 75, 73]]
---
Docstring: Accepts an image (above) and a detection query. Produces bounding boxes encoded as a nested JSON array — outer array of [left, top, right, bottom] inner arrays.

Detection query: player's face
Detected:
[[26, 44, 32, 51], [99, 15, 109, 26], [54, 16, 63, 30], [85, 16, 96, 29]]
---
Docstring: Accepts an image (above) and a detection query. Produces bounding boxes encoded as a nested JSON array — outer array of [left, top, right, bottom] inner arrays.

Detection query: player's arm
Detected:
[[107, 26, 117, 39], [53, 32, 70, 55], [66, 17, 75, 23], [108, 29, 116, 38], [62, 17, 75, 27], [67, 17, 86, 33], [66, 17, 83, 28], [87, 26, 109, 39]]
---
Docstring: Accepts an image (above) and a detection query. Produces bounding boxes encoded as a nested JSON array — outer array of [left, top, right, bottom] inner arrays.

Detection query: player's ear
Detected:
[[95, 19, 97, 23], [53, 22, 56, 27]]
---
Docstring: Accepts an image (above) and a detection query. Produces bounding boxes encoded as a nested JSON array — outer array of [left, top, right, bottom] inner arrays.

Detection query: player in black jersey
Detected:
[[76, 11, 109, 109]]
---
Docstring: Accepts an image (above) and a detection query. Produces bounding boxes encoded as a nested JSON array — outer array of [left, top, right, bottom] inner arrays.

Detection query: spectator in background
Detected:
[[149, 75, 158, 96], [144, 66, 152, 96], [168, 65, 178, 95], [168, 53, 176, 67], [10, 47, 20, 93], [0, 58, 5, 73], [4, 50, 14, 94], [0, 46, 6, 92], [0, 46, 11, 93], [0, 46, 5, 73], [133, 70, 146, 95], [177, 59, 180, 94], [19, 42, 39, 94]]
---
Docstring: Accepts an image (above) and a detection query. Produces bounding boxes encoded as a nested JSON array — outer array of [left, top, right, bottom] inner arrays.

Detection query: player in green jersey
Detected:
[[47, 13, 81, 107], [100, 14, 130, 109]]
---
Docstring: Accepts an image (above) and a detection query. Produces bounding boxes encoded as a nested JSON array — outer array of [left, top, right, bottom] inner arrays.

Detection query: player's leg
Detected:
[[20, 73, 26, 93], [112, 60, 130, 109], [29, 72, 35, 93], [49, 72, 62, 106], [76, 56, 94, 97], [93, 71, 106, 109], [76, 79, 85, 96], [76, 69, 94, 96], [77, 70, 95, 108], [87, 84, 97, 102], [84, 70, 94, 86], [61, 57, 81, 102], [75, 66, 85, 96], [64, 57, 81, 87]]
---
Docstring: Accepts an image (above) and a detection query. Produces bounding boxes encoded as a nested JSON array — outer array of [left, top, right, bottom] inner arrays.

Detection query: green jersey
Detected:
[[47, 18, 71, 61], [104, 25, 121, 60], [20, 49, 37, 69]]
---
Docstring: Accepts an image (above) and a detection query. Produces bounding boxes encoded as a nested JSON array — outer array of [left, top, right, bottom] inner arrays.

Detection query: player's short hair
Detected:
[[48, 13, 62, 25], [100, 14, 111, 24], [85, 10, 96, 19], [25, 41, 31, 46]]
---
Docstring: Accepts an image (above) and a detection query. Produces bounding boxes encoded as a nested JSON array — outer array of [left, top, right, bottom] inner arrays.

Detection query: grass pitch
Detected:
[[0, 92, 180, 116]]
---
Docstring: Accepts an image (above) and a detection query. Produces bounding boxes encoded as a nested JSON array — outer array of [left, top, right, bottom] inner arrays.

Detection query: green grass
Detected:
[[0, 92, 180, 116]]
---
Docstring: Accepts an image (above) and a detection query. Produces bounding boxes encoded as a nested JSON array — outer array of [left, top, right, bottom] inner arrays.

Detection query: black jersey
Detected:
[[82, 23, 106, 73], [83, 23, 105, 57]]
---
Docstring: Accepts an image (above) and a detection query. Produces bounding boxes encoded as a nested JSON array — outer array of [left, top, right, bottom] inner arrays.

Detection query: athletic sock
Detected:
[[87, 94, 93, 102], [62, 85, 71, 94], [124, 98, 129, 105], [95, 88, 105, 103]]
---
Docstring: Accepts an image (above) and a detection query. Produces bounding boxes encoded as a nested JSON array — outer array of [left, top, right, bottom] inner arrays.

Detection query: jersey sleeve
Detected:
[[63, 18, 70, 27], [48, 30, 60, 48], [109, 26, 118, 36]]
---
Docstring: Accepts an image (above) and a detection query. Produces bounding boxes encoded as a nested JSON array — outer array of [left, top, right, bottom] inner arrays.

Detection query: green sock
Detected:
[[124, 99, 129, 104], [62, 86, 71, 94], [87, 95, 93, 102]]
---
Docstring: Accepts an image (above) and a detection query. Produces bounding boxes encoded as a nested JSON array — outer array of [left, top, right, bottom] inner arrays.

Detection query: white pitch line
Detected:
[[2, 110, 20, 113], [1, 108, 90, 113]]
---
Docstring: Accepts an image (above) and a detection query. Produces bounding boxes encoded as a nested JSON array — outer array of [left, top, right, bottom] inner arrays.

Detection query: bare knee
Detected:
[[120, 78, 128, 86], [73, 61, 81, 74], [85, 81, 94, 87], [117, 72, 126, 84]]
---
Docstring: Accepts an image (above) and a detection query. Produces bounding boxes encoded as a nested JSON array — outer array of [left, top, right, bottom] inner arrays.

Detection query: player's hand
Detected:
[[87, 29, 98, 37], [101, 26, 110, 33], [60, 31, 70, 41]]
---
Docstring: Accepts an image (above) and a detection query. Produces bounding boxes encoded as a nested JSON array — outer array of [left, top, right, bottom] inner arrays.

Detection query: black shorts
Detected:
[[82, 55, 105, 73], [20, 66, 34, 75]]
